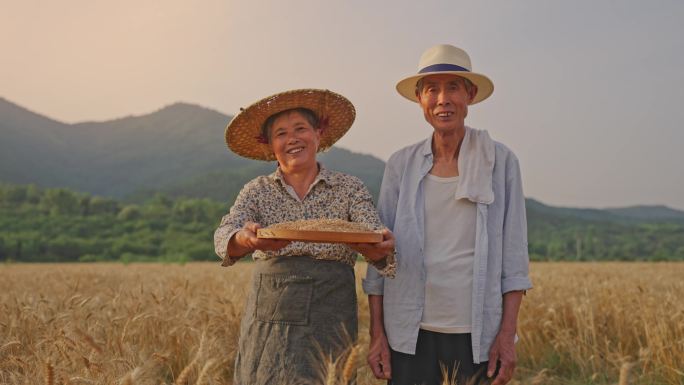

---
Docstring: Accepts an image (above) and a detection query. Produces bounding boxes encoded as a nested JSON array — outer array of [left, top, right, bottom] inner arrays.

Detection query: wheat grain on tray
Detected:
[[258, 219, 383, 243], [268, 219, 376, 232]]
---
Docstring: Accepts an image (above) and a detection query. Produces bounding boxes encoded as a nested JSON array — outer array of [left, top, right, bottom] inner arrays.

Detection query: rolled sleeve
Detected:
[[214, 225, 236, 260], [363, 155, 403, 293], [348, 177, 397, 278], [213, 184, 259, 266], [502, 276, 532, 293], [367, 250, 396, 278], [215, 228, 240, 266], [501, 154, 533, 293], [376, 155, 400, 232], [362, 265, 385, 295]]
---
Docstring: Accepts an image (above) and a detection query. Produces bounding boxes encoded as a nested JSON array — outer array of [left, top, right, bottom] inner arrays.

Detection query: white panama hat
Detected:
[[396, 44, 494, 105]]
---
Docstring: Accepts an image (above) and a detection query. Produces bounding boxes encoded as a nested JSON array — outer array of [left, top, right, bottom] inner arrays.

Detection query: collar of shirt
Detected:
[[268, 163, 337, 202], [421, 126, 495, 204]]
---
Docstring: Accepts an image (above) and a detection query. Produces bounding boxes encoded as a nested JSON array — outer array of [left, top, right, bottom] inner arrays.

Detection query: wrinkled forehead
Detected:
[[270, 110, 315, 131], [261, 108, 319, 142], [420, 73, 468, 86], [277, 109, 306, 121]]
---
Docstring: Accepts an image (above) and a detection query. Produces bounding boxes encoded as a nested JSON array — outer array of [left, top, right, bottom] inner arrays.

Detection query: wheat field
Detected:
[[0, 262, 682, 385]]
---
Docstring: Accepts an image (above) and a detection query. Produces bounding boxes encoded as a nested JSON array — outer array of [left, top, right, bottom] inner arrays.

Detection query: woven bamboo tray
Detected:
[[257, 228, 382, 244]]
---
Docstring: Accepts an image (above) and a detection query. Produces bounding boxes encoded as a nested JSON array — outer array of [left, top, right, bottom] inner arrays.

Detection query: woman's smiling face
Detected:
[[269, 110, 321, 173]]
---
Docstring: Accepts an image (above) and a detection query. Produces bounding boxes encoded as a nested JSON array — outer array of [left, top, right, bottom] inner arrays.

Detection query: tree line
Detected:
[[1, 184, 683, 263], [0, 184, 226, 263], [527, 219, 684, 261]]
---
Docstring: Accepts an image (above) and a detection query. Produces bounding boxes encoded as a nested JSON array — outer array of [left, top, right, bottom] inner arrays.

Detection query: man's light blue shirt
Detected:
[[363, 134, 533, 363]]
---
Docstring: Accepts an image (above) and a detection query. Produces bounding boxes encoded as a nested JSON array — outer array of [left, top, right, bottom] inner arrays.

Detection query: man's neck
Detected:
[[432, 126, 466, 160], [430, 126, 466, 177]]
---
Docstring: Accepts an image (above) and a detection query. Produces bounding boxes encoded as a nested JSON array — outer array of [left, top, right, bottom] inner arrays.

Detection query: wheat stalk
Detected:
[[194, 359, 216, 385], [75, 328, 102, 354], [618, 361, 633, 385], [530, 368, 549, 385], [342, 345, 359, 384], [45, 361, 54, 385], [175, 359, 196, 385], [0, 340, 21, 352], [324, 359, 337, 385], [68, 377, 95, 384], [438, 361, 458, 385], [120, 372, 134, 385], [120, 318, 130, 350], [175, 331, 206, 385]]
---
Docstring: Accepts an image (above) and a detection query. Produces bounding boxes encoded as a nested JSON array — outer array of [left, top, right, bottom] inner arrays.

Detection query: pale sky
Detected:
[[2, 0, 683, 209]]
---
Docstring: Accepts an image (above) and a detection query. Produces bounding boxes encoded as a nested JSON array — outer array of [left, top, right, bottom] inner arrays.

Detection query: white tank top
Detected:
[[420, 174, 476, 334]]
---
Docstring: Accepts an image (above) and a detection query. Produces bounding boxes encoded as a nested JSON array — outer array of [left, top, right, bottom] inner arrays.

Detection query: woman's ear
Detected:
[[314, 127, 322, 147]]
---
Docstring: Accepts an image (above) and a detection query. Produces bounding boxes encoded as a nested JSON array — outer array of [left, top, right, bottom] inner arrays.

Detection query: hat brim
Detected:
[[396, 71, 494, 105], [225, 89, 356, 161]]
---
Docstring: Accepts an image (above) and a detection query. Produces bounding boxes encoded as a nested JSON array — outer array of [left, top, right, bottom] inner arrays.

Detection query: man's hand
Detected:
[[487, 330, 516, 385], [367, 331, 392, 380], [347, 228, 395, 262]]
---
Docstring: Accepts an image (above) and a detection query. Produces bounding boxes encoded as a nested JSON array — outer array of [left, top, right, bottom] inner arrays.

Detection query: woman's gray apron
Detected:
[[234, 256, 357, 385]]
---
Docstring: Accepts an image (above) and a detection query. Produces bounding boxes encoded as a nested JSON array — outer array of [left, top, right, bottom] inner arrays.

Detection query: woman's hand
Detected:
[[346, 228, 395, 262], [228, 222, 291, 257]]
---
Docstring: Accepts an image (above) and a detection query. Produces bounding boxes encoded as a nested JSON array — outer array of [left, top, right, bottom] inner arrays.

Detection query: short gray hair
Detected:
[[416, 76, 474, 95], [261, 108, 319, 143]]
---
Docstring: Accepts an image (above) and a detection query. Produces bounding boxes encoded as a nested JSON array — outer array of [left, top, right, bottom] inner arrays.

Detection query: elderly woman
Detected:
[[214, 89, 396, 384]]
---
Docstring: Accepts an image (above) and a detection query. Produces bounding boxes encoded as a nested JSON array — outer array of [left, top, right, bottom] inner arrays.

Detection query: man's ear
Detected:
[[469, 84, 479, 104]]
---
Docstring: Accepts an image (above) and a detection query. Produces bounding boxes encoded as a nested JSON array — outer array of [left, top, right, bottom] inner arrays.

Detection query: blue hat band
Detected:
[[418, 63, 470, 74]]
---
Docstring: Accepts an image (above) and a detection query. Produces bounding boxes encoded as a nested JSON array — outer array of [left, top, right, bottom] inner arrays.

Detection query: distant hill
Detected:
[[2, 97, 684, 261], [2, 96, 683, 224], [526, 198, 684, 224], [0, 97, 385, 202], [524, 199, 684, 260], [605, 205, 684, 222]]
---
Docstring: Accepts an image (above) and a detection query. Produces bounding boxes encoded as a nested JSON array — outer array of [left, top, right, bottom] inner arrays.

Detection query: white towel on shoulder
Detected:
[[454, 126, 495, 204]]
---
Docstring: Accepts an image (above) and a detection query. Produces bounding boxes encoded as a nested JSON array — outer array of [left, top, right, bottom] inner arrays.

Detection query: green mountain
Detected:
[[525, 198, 684, 224], [525, 199, 684, 260], [2, 97, 684, 261], [605, 205, 684, 222], [0, 97, 384, 202]]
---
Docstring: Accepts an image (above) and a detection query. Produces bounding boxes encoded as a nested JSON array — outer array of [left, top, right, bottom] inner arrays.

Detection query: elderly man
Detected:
[[363, 44, 532, 385]]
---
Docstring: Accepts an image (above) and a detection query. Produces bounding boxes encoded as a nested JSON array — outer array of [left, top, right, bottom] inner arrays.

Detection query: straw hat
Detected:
[[225, 89, 355, 161], [396, 44, 494, 104]]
